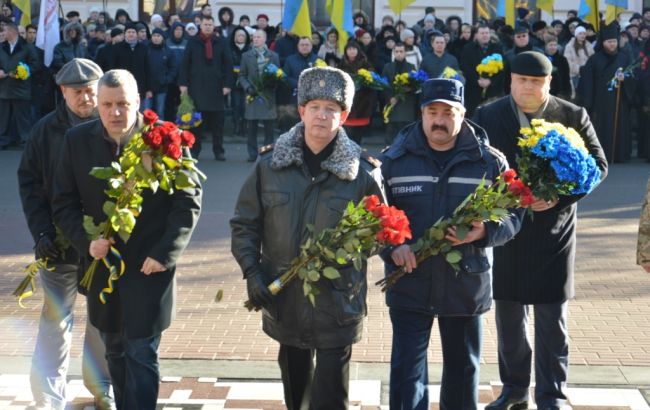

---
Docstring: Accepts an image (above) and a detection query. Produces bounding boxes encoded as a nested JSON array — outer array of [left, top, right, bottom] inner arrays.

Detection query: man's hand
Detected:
[[179, 86, 188, 95], [89, 238, 115, 259], [246, 273, 273, 308], [390, 97, 398, 105], [141, 257, 166, 275], [446, 221, 486, 246], [616, 71, 625, 82], [529, 196, 559, 212], [643, 264, 650, 273], [0, 70, 6, 79], [391, 244, 417, 273], [146, 91, 153, 99], [478, 77, 491, 89], [223, 87, 231, 95], [35, 235, 59, 260]]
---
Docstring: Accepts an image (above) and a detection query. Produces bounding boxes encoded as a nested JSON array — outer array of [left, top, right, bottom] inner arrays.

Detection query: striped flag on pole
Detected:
[[36, 0, 60, 67]]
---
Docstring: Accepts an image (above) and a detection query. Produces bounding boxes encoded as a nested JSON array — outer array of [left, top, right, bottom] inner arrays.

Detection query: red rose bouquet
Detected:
[[81, 110, 206, 303], [245, 195, 412, 310], [376, 170, 532, 291]]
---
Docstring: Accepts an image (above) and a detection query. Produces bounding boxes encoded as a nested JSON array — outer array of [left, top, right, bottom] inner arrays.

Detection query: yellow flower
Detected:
[[315, 59, 328, 67], [15, 64, 29, 80], [518, 120, 587, 153], [276, 68, 284, 78], [181, 113, 192, 122]]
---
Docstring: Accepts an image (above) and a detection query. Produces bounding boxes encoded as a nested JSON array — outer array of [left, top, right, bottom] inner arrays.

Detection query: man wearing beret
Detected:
[[18, 58, 114, 410], [578, 24, 636, 163], [474, 51, 608, 409], [52, 69, 202, 409], [381, 78, 522, 410], [231, 66, 384, 409]]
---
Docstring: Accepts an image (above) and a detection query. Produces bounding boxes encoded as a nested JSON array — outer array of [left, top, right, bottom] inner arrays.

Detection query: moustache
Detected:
[[431, 124, 448, 133]]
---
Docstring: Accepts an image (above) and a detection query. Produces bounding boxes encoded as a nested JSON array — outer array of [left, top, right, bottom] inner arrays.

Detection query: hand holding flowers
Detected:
[[246, 63, 287, 104], [476, 54, 503, 97], [9, 62, 30, 80], [382, 70, 429, 123]]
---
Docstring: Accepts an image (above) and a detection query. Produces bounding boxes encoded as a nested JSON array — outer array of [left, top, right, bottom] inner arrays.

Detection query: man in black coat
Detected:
[[578, 25, 636, 163], [0, 21, 40, 149], [460, 24, 505, 117], [110, 23, 152, 104], [474, 52, 608, 410], [178, 14, 234, 160], [52, 69, 202, 409], [95, 28, 123, 72], [18, 58, 114, 410]]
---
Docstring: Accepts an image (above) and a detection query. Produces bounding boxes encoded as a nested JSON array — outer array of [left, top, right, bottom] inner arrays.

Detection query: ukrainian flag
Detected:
[[537, 0, 554, 14], [387, 0, 416, 15], [283, 0, 312, 38], [578, 0, 600, 32], [13, 0, 31, 27], [496, 0, 516, 26], [605, 0, 627, 24], [326, 0, 354, 52]]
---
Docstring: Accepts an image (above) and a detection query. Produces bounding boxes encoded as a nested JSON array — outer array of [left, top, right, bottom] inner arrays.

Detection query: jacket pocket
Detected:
[[328, 268, 367, 325], [327, 196, 353, 215], [460, 252, 491, 275], [262, 191, 290, 207]]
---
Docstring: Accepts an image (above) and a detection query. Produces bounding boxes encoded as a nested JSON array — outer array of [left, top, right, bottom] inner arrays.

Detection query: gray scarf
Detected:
[[66, 105, 98, 127], [509, 95, 549, 128]]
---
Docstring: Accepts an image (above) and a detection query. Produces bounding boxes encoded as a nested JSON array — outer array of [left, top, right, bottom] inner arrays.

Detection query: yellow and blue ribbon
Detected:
[[99, 246, 125, 304]]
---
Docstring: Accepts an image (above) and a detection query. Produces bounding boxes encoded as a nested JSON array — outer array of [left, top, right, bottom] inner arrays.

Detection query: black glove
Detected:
[[246, 273, 273, 308], [35, 235, 59, 260]]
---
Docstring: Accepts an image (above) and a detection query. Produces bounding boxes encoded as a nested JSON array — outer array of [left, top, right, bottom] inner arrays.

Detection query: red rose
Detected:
[[507, 180, 525, 196], [161, 121, 177, 134], [502, 169, 517, 184], [143, 109, 159, 125], [164, 129, 182, 146], [143, 129, 163, 149], [181, 130, 195, 148], [372, 204, 390, 218], [364, 195, 380, 212], [164, 143, 182, 160]]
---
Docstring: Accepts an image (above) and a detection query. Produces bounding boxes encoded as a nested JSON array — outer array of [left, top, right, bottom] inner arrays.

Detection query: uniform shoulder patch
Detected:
[[258, 144, 274, 155], [361, 150, 381, 168]]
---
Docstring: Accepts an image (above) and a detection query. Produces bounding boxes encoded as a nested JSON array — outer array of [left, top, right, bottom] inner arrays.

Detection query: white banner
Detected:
[[35, 0, 59, 67]]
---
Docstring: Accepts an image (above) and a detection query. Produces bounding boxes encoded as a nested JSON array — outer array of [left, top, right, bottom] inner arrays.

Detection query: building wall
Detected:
[[56, 0, 645, 28]]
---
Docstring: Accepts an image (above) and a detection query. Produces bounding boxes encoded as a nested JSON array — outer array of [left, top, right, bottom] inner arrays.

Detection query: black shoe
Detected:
[[214, 153, 226, 161], [485, 394, 529, 410]]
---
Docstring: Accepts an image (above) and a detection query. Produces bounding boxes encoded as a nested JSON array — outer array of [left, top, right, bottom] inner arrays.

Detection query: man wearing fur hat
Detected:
[[231, 66, 384, 409]]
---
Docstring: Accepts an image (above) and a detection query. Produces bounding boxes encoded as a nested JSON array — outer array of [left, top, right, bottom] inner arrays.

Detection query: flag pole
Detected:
[[612, 81, 622, 163]]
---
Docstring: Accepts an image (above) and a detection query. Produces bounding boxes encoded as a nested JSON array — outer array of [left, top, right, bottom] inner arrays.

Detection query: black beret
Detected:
[[124, 22, 137, 32], [511, 51, 552, 77], [601, 24, 619, 41], [66, 11, 80, 18], [110, 27, 124, 37], [514, 22, 530, 34]]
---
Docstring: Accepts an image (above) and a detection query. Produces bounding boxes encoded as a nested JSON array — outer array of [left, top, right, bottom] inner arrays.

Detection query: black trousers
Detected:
[[0, 98, 31, 147], [247, 119, 275, 160], [278, 344, 351, 410], [190, 110, 225, 159]]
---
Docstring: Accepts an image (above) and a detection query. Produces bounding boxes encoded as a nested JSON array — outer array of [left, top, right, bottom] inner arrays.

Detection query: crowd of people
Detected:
[[4, 2, 650, 410], [1, 4, 650, 162]]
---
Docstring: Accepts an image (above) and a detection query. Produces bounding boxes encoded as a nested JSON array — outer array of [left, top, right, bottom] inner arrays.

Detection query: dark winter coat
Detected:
[[380, 121, 522, 315], [273, 34, 299, 66], [578, 50, 636, 163], [0, 38, 40, 101], [338, 59, 376, 122], [146, 42, 177, 93], [166, 31, 188, 79], [217, 7, 236, 38], [178, 34, 234, 112], [473, 95, 608, 304], [282, 51, 317, 103], [230, 26, 251, 90], [503, 44, 544, 92], [52, 115, 202, 338], [460, 41, 506, 115], [231, 124, 384, 349], [18, 103, 84, 265], [239, 47, 280, 120], [420, 51, 459, 79], [111, 41, 151, 96], [51, 22, 88, 73], [381, 60, 417, 123], [94, 43, 114, 72], [547, 52, 572, 100]]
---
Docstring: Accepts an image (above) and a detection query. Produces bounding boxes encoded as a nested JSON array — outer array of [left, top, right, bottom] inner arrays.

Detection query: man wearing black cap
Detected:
[[381, 78, 522, 410], [578, 24, 636, 163], [503, 22, 544, 93], [95, 28, 123, 72], [474, 51, 607, 410], [145, 27, 177, 119], [18, 58, 114, 410], [530, 20, 547, 49], [231, 66, 383, 409], [110, 23, 152, 105]]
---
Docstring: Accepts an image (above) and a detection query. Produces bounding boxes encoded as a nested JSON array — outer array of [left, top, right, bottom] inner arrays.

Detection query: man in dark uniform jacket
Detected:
[[110, 23, 152, 104], [474, 52, 608, 410], [18, 58, 114, 410], [52, 69, 202, 409]]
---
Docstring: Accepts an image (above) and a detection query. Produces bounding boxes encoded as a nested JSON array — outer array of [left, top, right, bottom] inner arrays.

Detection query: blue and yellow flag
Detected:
[[537, 0, 555, 14], [605, 0, 627, 25], [578, 0, 600, 32], [283, 0, 312, 38], [496, 0, 516, 26], [326, 0, 354, 52], [13, 0, 31, 27]]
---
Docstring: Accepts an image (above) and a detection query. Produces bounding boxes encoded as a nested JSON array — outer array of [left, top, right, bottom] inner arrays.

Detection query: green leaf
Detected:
[[343, 241, 355, 253], [303, 281, 311, 296], [431, 227, 445, 241], [446, 250, 462, 264], [174, 171, 196, 189], [90, 166, 115, 180], [355, 228, 373, 237], [83, 215, 103, 239], [308, 293, 316, 306], [353, 257, 362, 271], [149, 179, 159, 193], [322, 247, 336, 260], [111, 162, 122, 173], [117, 228, 130, 243], [102, 201, 116, 218], [491, 208, 508, 217], [323, 267, 340, 280], [307, 270, 320, 282], [410, 240, 424, 253], [335, 248, 348, 264]]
